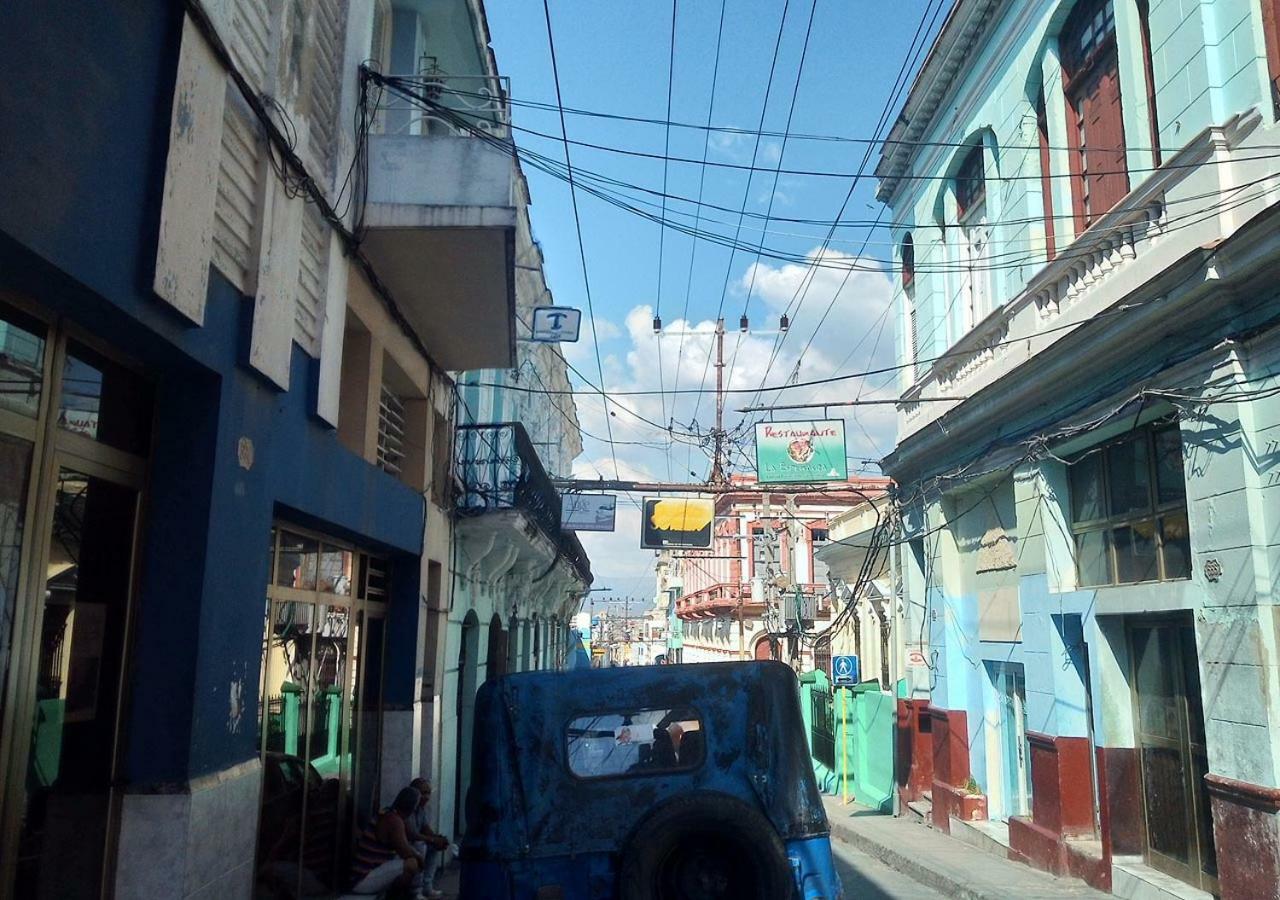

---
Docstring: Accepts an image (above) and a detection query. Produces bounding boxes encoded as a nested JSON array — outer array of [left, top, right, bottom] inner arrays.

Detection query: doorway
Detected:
[[254, 527, 388, 899], [988, 661, 1031, 818], [0, 301, 151, 900], [454, 612, 479, 837], [1128, 618, 1216, 892]]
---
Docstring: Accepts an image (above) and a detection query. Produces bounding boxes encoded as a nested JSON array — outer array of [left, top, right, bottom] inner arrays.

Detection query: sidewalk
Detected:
[[823, 797, 1109, 900], [434, 860, 460, 898]]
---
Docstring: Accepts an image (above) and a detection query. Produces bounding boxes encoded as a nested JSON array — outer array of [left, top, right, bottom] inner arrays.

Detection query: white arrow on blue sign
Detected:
[[831, 654, 859, 685]]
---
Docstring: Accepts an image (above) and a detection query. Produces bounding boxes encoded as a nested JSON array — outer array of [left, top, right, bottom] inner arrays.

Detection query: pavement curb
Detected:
[[827, 816, 991, 900]]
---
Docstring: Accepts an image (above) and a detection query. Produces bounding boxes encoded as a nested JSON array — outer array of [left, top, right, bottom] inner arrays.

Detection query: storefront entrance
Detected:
[[255, 526, 388, 899], [1128, 618, 1216, 893], [0, 300, 151, 899]]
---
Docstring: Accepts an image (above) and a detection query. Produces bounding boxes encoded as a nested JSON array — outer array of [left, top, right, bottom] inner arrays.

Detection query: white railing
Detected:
[[373, 67, 510, 139]]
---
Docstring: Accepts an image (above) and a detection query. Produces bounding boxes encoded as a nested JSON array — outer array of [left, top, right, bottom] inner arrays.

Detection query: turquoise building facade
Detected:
[[880, 1, 1280, 897]]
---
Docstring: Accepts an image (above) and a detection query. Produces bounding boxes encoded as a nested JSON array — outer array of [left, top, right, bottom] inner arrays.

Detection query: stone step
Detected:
[[1112, 859, 1213, 900], [906, 797, 933, 825], [949, 816, 1012, 859]]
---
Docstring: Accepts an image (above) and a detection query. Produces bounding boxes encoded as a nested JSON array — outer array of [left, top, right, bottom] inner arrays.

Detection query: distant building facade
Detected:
[[672, 476, 888, 671]]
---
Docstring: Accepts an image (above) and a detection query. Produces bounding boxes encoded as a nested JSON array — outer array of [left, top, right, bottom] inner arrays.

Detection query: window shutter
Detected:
[[909, 300, 920, 369], [227, 0, 272, 92], [306, 0, 345, 186], [294, 206, 328, 354], [377, 386, 407, 476], [212, 95, 263, 291]]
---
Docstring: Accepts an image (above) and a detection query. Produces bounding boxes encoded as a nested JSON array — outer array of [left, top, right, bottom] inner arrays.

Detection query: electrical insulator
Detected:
[[779, 314, 789, 332], [653, 316, 662, 333], [739, 315, 749, 332]]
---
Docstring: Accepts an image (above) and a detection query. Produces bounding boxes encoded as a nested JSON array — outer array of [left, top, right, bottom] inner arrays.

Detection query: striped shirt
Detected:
[[351, 810, 398, 881]]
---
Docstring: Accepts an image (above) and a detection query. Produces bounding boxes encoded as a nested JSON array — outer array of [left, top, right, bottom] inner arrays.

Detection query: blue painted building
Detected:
[[880, 1, 1280, 897], [0, 2, 572, 898]]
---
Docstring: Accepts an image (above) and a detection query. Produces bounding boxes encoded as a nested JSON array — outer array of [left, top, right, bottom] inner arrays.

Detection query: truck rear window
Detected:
[[566, 707, 704, 779]]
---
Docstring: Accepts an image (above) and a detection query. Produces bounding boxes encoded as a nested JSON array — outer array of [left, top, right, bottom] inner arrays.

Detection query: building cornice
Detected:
[[875, 0, 1012, 204]]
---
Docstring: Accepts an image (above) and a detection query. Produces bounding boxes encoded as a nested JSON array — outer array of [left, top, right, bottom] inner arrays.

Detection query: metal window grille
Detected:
[[811, 686, 836, 770], [376, 386, 406, 476]]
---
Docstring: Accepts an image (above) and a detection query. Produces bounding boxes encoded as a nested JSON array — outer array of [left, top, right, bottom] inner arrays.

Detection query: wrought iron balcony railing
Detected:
[[456, 423, 593, 585], [372, 62, 510, 138], [456, 423, 561, 538], [559, 528, 592, 585]]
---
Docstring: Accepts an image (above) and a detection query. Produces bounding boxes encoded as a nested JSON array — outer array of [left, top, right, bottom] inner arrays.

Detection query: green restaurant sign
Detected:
[[754, 420, 848, 483]]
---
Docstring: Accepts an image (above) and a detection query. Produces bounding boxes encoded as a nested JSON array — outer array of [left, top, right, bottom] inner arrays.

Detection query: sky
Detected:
[[484, 1, 948, 600]]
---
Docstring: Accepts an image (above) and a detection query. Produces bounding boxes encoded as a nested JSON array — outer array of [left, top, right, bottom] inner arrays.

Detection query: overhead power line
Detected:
[[438, 82, 1217, 155], [540, 0, 620, 479]]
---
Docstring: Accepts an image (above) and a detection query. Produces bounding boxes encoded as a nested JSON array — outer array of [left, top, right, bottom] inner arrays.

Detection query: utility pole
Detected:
[[710, 317, 727, 486], [737, 587, 745, 661]]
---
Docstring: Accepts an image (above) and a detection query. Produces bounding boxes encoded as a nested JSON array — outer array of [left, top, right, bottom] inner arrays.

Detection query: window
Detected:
[[903, 234, 920, 373], [1068, 421, 1190, 587], [566, 708, 704, 778], [376, 385, 406, 476], [430, 409, 452, 507], [750, 524, 766, 578], [1061, 0, 1128, 229], [955, 144, 991, 330], [811, 527, 830, 584], [1036, 89, 1057, 260], [1136, 0, 1161, 166], [955, 146, 986, 218], [1263, 0, 1280, 118]]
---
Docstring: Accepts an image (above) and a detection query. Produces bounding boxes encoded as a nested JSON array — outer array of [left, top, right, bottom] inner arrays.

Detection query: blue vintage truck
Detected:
[[459, 660, 843, 900]]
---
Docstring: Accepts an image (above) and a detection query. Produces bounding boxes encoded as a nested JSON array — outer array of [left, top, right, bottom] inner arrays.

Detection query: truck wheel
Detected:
[[618, 793, 793, 900]]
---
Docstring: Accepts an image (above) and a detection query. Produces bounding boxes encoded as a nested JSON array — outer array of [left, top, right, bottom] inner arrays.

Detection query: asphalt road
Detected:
[[831, 836, 946, 899]]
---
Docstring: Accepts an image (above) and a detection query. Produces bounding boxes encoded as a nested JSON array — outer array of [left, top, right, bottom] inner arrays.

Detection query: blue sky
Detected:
[[484, 1, 945, 597]]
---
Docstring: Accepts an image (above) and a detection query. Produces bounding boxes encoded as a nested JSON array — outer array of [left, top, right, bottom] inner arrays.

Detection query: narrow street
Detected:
[[3, 0, 1280, 898]]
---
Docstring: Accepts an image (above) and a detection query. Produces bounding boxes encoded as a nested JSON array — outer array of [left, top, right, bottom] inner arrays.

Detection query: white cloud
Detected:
[[573, 501, 658, 594], [561, 314, 620, 369]]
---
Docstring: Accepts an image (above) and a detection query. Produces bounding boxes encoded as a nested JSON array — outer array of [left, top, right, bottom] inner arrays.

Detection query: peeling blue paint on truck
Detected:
[[460, 660, 843, 900]]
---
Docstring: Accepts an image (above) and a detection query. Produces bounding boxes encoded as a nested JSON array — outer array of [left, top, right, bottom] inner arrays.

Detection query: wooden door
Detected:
[[1069, 47, 1129, 228]]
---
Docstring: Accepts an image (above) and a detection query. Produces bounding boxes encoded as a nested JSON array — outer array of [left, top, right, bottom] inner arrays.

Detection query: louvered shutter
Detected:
[[212, 95, 263, 291], [227, 0, 272, 92], [295, 205, 328, 354], [307, 0, 345, 186]]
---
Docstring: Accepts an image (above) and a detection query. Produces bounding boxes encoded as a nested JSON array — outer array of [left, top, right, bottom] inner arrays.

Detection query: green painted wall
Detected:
[[799, 673, 896, 812]]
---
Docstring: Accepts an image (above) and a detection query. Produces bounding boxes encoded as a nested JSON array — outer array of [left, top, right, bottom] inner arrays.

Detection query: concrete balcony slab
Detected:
[[363, 134, 517, 370]]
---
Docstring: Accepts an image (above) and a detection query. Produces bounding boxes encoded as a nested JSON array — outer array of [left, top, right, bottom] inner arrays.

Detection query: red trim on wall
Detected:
[[1208, 773, 1280, 899], [1205, 772, 1280, 811]]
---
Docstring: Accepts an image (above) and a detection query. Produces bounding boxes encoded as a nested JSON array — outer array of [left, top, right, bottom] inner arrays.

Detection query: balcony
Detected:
[[896, 110, 1267, 447], [455, 423, 591, 587], [361, 72, 517, 370]]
